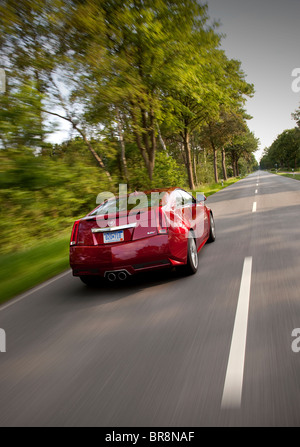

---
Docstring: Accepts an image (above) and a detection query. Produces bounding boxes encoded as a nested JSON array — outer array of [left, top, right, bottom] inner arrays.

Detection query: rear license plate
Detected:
[[103, 230, 124, 244]]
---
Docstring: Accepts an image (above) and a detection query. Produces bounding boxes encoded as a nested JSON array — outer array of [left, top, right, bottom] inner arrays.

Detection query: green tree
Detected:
[[0, 0, 113, 180], [0, 0, 257, 190], [263, 128, 300, 170], [226, 130, 259, 177], [0, 80, 47, 150], [199, 110, 249, 182], [292, 104, 300, 128], [72, 0, 215, 185], [163, 45, 254, 187]]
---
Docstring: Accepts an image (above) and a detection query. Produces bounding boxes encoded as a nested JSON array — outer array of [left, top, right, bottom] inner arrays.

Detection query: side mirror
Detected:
[[196, 194, 206, 203]]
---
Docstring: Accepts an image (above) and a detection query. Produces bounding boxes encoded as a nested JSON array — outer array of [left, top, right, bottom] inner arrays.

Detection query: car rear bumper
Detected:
[[70, 235, 178, 277]]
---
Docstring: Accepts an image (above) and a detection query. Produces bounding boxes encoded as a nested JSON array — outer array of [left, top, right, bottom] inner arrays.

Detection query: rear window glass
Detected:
[[90, 192, 167, 215]]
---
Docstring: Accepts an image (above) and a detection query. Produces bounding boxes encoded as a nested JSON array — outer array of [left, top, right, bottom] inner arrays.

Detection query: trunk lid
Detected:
[[76, 208, 160, 246]]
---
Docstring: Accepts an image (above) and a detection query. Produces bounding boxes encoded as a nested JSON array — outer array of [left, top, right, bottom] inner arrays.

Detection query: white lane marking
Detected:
[[255, 189, 258, 194], [0, 270, 71, 312], [221, 257, 253, 409], [252, 202, 257, 212]]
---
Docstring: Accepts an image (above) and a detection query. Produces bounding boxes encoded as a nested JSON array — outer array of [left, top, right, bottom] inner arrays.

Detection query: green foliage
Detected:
[[292, 104, 300, 128], [0, 235, 70, 304], [152, 152, 186, 188], [260, 128, 300, 170], [0, 0, 259, 257], [122, 145, 187, 190], [193, 177, 241, 197], [0, 148, 112, 254], [0, 80, 46, 149], [226, 129, 259, 176], [279, 173, 300, 180]]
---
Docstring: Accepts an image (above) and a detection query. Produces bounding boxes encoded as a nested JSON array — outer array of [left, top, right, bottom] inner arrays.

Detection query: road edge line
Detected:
[[0, 270, 71, 312]]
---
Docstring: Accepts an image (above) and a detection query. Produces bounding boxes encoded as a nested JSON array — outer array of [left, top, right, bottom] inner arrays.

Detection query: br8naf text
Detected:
[[149, 432, 195, 442]]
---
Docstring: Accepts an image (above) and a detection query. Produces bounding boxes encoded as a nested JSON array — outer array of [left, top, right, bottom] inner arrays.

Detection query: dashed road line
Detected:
[[221, 257, 253, 409]]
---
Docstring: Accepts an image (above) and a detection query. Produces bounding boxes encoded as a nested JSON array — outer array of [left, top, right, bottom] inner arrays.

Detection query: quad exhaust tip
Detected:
[[118, 271, 127, 281], [106, 270, 129, 282], [107, 272, 117, 282]]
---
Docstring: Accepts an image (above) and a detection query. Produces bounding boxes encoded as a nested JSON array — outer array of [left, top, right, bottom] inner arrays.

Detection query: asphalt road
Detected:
[[1, 171, 300, 427]]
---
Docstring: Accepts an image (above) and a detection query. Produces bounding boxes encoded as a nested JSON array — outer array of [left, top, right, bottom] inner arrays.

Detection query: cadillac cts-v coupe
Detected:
[[70, 187, 215, 285]]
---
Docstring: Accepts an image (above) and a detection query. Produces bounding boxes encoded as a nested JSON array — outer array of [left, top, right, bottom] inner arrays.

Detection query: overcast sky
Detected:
[[205, 0, 300, 161]]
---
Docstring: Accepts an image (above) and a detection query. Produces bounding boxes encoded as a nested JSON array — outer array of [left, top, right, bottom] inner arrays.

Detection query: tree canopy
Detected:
[[260, 128, 300, 171], [0, 0, 257, 185], [0, 0, 259, 253]]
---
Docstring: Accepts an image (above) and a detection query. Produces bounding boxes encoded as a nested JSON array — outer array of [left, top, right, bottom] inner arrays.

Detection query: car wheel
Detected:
[[183, 232, 198, 275], [80, 276, 100, 286], [207, 213, 216, 243]]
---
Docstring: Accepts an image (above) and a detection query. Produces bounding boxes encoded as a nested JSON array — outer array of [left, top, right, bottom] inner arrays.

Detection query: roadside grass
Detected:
[[0, 234, 70, 305], [0, 176, 243, 305], [277, 173, 300, 181], [193, 176, 242, 197]]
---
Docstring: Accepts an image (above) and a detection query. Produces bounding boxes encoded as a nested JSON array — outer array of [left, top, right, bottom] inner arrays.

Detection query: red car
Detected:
[[69, 187, 216, 285]]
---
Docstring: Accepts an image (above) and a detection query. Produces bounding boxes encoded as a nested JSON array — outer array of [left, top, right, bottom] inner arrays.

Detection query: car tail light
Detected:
[[156, 207, 168, 234], [70, 220, 80, 246]]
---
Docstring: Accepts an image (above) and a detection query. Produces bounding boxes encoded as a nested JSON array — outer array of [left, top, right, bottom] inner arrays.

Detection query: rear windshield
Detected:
[[90, 192, 167, 215]]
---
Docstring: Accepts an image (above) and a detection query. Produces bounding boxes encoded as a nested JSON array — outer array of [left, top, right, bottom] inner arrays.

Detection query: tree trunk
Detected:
[[149, 109, 156, 182], [235, 159, 239, 177], [78, 129, 113, 182], [34, 70, 45, 145], [116, 108, 129, 183], [232, 154, 236, 177], [180, 143, 187, 167], [130, 104, 156, 182], [193, 151, 198, 187], [133, 128, 153, 180], [157, 123, 167, 152], [212, 144, 218, 184], [221, 148, 228, 181], [209, 130, 219, 183], [203, 148, 207, 176], [183, 130, 195, 190]]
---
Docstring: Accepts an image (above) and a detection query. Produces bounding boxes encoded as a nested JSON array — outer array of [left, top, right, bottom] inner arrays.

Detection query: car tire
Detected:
[[183, 232, 199, 275], [80, 276, 100, 286], [207, 213, 216, 243]]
